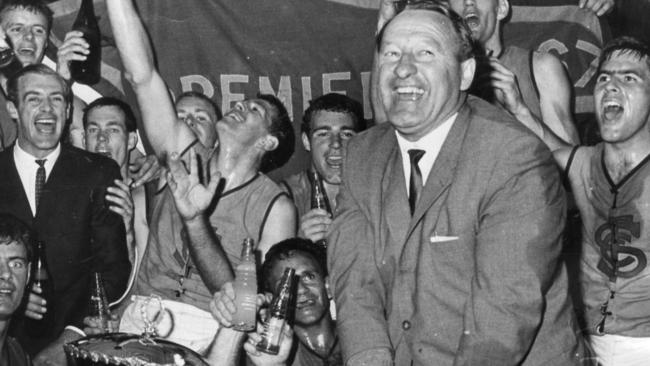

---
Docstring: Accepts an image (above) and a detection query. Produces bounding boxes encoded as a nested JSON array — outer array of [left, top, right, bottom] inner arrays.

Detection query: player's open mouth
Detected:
[[464, 13, 480, 28], [602, 101, 623, 120], [326, 155, 343, 168]]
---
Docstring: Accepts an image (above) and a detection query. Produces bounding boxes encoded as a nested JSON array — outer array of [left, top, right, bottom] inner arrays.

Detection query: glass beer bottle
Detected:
[[309, 170, 332, 249], [256, 267, 297, 355], [70, 0, 101, 85], [89, 272, 113, 333], [231, 238, 257, 332], [25, 241, 54, 335], [0, 37, 22, 78]]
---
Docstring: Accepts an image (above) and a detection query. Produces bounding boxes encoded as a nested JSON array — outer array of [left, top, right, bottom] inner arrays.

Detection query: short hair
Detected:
[[176, 91, 223, 120], [0, 0, 54, 33], [301, 93, 365, 135], [0, 213, 34, 262], [261, 238, 327, 293], [6, 64, 71, 106], [83, 96, 137, 132], [376, 0, 475, 62], [257, 93, 295, 173], [597, 36, 650, 74]]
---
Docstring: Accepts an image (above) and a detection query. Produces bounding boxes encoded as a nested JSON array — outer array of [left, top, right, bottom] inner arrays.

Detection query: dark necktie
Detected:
[[408, 149, 425, 214], [35, 159, 46, 211]]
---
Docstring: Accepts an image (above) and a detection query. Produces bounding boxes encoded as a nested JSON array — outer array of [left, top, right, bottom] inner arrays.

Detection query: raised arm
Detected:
[[487, 57, 576, 171], [106, 0, 194, 158], [167, 150, 234, 292], [533, 51, 581, 145]]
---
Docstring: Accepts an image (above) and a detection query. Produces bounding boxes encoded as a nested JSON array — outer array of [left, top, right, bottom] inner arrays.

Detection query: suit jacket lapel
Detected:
[[1, 151, 32, 221], [36, 146, 74, 219], [382, 133, 411, 245], [406, 103, 471, 238]]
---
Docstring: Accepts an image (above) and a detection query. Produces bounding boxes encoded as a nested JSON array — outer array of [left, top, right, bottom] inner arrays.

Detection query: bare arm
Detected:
[[167, 150, 234, 292], [106, 0, 194, 158], [488, 57, 575, 171], [533, 52, 580, 145], [257, 195, 297, 261]]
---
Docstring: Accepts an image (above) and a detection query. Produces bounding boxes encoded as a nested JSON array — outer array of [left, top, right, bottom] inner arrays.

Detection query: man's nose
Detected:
[[0, 262, 11, 280], [97, 130, 108, 142], [329, 133, 342, 148], [395, 53, 417, 79]]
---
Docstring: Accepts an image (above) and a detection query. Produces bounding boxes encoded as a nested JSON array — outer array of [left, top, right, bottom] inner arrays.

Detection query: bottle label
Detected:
[[262, 317, 285, 347]]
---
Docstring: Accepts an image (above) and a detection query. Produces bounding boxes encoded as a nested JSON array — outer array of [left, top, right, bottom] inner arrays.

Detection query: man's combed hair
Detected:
[[302, 93, 365, 135], [598, 36, 650, 73], [7, 64, 71, 106], [0, 0, 54, 32], [261, 238, 327, 293], [258, 93, 295, 173], [0, 213, 34, 261], [83, 96, 138, 132], [375, 0, 475, 62]]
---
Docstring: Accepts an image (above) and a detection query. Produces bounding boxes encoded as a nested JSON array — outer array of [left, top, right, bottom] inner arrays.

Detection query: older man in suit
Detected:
[[0, 64, 130, 363], [328, 3, 583, 366]]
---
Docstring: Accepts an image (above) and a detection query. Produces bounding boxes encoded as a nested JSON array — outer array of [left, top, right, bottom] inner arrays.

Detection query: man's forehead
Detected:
[[19, 73, 65, 92], [385, 9, 453, 41], [602, 51, 650, 75], [87, 107, 128, 127], [1, 6, 48, 26], [312, 110, 356, 129], [0, 240, 27, 257]]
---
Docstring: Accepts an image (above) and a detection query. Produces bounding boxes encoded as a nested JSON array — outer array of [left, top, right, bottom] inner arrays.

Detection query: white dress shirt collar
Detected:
[[13, 142, 61, 216], [395, 113, 457, 193]]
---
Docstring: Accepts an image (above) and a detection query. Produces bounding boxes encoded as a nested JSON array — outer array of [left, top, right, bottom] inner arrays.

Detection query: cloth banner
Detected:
[[46, 0, 607, 177]]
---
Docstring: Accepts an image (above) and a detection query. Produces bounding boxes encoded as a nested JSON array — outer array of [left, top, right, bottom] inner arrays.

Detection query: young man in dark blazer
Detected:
[[0, 65, 130, 363]]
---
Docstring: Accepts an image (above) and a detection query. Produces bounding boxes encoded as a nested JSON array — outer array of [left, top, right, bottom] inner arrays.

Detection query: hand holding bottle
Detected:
[[243, 322, 294, 366], [56, 30, 90, 81], [299, 208, 332, 243], [24, 284, 47, 320]]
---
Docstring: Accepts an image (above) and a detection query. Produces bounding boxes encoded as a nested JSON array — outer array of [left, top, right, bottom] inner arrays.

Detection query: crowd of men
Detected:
[[1, 0, 649, 365]]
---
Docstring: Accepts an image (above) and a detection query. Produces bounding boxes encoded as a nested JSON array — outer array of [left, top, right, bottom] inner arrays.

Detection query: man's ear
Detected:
[[6, 101, 18, 120], [497, 0, 510, 21], [258, 134, 279, 152], [127, 132, 138, 151], [301, 132, 311, 152], [459, 57, 477, 91]]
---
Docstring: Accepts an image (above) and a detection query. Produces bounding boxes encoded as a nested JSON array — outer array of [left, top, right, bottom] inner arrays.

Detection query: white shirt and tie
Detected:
[[395, 113, 457, 201], [13, 142, 61, 216]]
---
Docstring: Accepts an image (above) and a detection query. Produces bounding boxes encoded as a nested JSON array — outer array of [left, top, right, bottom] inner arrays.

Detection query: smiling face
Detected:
[[218, 98, 277, 151], [176, 95, 218, 149], [9, 72, 69, 158], [448, 0, 508, 46], [303, 111, 357, 185], [378, 10, 475, 141], [594, 51, 650, 145], [268, 253, 330, 327], [0, 7, 48, 66], [0, 241, 29, 321], [84, 105, 136, 169]]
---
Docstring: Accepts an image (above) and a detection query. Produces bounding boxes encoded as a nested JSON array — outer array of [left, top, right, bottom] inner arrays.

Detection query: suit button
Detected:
[[402, 320, 411, 330]]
